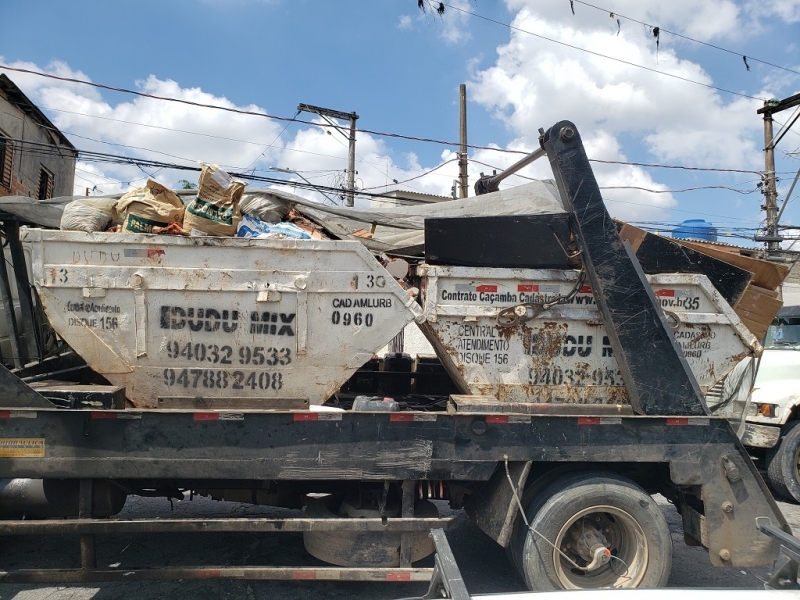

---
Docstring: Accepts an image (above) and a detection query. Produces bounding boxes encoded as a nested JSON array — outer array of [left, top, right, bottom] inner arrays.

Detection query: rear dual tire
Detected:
[[510, 472, 672, 590]]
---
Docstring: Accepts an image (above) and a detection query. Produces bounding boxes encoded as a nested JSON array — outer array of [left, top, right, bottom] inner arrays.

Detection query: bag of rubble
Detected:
[[239, 192, 289, 224], [183, 164, 246, 236], [60, 197, 121, 232], [116, 180, 185, 234]]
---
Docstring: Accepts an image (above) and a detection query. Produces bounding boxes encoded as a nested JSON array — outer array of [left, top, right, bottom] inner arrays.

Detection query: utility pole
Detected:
[[297, 103, 358, 207], [458, 84, 469, 199], [756, 92, 800, 252]]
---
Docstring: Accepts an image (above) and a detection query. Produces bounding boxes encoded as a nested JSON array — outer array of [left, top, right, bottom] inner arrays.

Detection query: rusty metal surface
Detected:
[[0, 566, 435, 584], [419, 266, 758, 405], [0, 516, 457, 535], [22, 230, 422, 406]]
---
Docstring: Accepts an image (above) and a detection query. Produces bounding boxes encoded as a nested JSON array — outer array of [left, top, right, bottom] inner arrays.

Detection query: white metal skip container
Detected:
[[418, 265, 760, 404], [23, 229, 422, 407]]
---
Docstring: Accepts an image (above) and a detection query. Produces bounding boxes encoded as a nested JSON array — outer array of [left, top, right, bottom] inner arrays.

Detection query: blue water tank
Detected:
[[672, 219, 717, 242]]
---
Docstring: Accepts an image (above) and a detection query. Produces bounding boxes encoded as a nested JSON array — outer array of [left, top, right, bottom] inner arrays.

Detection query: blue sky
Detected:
[[2, 0, 800, 246]]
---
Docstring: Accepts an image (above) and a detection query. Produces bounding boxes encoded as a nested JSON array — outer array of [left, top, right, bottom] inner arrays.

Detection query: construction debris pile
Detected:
[[60, 165, 327, 241]]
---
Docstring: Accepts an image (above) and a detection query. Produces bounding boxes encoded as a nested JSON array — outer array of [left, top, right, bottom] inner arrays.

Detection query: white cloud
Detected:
[[746, 0, 800, 22], [467, 2, 772, 220], [398, 15, 413, 29]]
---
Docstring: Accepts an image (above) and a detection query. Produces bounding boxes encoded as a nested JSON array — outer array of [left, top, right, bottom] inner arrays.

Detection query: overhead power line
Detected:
[[441, 3, 767, 102], [0, 63, 529, 155], [572, 0, 800, 78]]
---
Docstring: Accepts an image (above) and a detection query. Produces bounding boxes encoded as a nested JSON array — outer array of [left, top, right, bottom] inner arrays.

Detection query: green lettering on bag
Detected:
[[188, 197, 233, 225]]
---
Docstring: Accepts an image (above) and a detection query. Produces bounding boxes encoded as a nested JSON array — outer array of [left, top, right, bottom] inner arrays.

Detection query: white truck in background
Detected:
[[738, 305, 800, 502]]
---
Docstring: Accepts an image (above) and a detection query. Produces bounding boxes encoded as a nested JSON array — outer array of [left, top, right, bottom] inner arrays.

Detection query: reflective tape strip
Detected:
[[667, 417, 710, 426], [655, 289, 675, 297], [117, 413, 142, 420], [577, 417, 622, 425], [194, 413, 219, 421], [387, 572, 412, 581], [196, 569, 222, 578], [294, 413, 318, 421], [390, 413, 415, 422], [0, 410, 37, 419], [412, 413, 437, 422], [486, 415, 509, 424], [91, 411, 119, 419], [219, 413, 244, 421], [475, 285, 497, 293], [292, 570, 317, 580], [316, 413, 343, 421]]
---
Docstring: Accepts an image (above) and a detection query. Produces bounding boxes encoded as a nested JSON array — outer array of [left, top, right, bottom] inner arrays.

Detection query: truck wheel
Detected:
[[515, 472, 672, 590], [766, 421, 800, 503]]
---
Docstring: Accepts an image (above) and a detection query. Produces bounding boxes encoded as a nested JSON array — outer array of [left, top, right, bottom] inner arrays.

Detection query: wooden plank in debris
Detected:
[[619, 224, 753, 307], [675, 239, 790, 291], [735, 285, 784, 339]]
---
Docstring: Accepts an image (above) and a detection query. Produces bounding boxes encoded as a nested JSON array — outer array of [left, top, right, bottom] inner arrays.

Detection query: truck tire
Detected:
[[515, 471, 672, 590], [766, 421, 800, 503]]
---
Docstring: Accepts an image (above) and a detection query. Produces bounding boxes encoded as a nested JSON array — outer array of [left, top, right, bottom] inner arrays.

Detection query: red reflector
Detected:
[[196, 569, 222, 578], [518, 284, 538, 292], [486, 415, 509, 424], [579, 286, 592, 294], [0, 411, 10, 419], [476, 285, 497, 293], [293, 413, 319, 421], [655, 289, 675, 297], [578, 417, 601, 425], [390, 413, 415, 422], [666, 418, 689, 426], [292, 571, 317, 580], [193, 413, 219, 421], [387, 572, 412, 581], [91, 411, 117, 419]]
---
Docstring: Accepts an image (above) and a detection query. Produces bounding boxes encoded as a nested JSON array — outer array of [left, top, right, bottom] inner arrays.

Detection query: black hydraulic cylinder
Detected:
[[542, 121, 708, 416]]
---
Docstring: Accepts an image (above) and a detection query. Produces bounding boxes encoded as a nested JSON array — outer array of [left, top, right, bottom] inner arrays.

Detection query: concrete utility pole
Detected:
[[458, 84, 469, 199], [757, 92, 800, 252], [297, 103, 358, 207]]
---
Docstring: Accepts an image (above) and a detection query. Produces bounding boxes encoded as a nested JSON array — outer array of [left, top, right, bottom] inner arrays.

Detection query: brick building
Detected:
[[0, 73, 76, 199]]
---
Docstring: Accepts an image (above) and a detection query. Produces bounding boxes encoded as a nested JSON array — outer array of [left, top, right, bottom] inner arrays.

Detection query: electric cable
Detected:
[[441, 3, 767, 102], [571, 0, 800, 78]]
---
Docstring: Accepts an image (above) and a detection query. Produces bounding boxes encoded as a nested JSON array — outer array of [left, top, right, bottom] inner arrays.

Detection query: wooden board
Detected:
[[734, 285, 784, 340], [673, 239, 790, 291], [619, 224, 753, 307]]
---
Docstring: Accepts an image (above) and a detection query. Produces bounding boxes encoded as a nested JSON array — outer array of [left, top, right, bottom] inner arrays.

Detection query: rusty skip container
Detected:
[[417, 264, 760, 404], [22, 229, 422, 407]]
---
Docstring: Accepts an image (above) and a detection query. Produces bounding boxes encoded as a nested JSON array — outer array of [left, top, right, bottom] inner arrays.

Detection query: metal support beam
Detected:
[[4, 221, 39, 363], [399, 479, 416, 567], [458, 84, 469, 199], [0, 226, 23, 368], [542, 120, 707, 416], [78, 479, 96, 570]]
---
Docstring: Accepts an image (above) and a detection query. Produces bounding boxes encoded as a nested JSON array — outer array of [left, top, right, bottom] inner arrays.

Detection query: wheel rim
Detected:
[[551, 505, 648, 589], [793, 442, 800, 481]]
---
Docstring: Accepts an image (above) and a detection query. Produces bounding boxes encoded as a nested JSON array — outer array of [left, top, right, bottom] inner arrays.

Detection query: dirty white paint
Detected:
[[23, 229, 422, 407], [418, 265, 760, 404]]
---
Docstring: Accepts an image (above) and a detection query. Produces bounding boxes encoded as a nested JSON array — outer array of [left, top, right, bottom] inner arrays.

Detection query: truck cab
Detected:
[[741, 306, 800, 501]]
